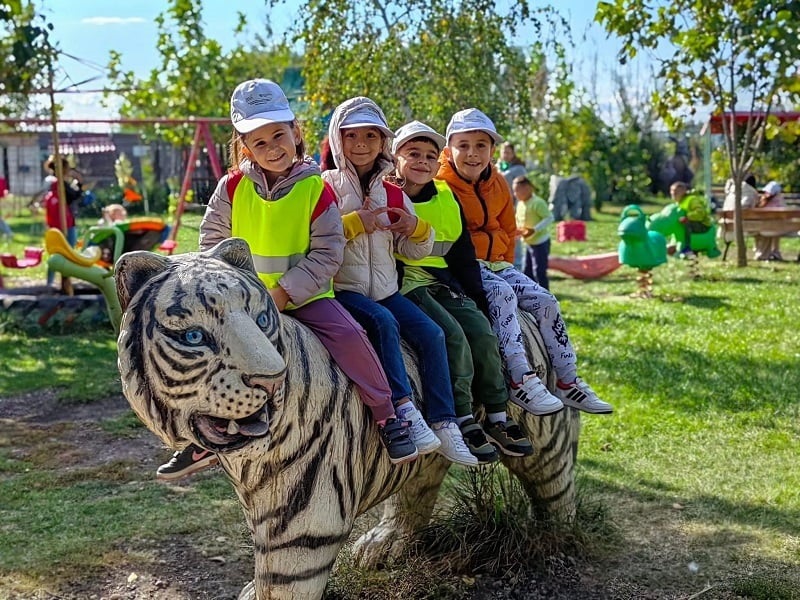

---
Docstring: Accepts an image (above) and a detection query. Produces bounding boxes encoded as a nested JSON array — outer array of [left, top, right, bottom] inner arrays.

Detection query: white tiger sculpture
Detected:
[[115, 238, 581, 600]]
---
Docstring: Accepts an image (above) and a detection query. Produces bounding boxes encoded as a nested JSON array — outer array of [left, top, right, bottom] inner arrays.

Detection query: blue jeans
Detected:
[[336, 290, 456, 423]]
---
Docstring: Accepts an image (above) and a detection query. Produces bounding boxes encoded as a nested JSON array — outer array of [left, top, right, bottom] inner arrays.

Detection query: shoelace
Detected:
[[445, 425, 472, 455], [408, 416, 432, 439]]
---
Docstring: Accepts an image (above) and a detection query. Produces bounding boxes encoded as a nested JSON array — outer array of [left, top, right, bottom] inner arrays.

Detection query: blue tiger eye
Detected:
[[183, 329, 205, 345], [256, 311, 270, 329]]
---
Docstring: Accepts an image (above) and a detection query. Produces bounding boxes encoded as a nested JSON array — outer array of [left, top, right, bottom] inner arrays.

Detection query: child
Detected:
[[99, 203, 128, 225], [669, 181, 712, 257], [42, 155, 82, 285], [436, 108, 613, 416], [156, 80, 418, 481], [322, 97, 477, 466], [391, 121, 534, 462], [513, 176, 553, 290]]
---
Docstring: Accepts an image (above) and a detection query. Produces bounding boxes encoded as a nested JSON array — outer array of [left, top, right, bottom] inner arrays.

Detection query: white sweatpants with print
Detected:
[[479, 264, 577, 384]]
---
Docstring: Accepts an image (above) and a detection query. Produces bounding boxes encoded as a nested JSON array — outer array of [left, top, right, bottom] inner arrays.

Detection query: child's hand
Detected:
[[356, 208, 382, 233], [268, 286, 290, 312], [379, 207, 417, 236]]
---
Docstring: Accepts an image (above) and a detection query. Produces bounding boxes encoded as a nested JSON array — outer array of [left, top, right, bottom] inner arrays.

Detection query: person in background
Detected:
[[99, 203, 128, 225], [496, 142, 528, 271], [42, 155, 83, 286], [513, 175, 553, 289], [753, 180, 786, 261], [669, 181, 712, 258]]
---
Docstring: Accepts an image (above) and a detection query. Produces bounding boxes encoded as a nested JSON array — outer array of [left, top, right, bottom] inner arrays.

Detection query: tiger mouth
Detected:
[[192, 403, 271, 452]]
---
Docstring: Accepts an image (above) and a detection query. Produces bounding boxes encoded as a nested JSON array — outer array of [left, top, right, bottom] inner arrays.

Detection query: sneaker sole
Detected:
[[156, 455, 219, 482], [484, 433, 534, 457], [561, 400, 614, 414], [388, 447, 419, 465], [414, 437, 442, 455], [509, 396, 565, 416], [435, 448, 480, 467]]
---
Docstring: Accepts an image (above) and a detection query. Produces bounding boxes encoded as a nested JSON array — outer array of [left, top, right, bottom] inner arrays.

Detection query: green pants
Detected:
[[405, 284, 508, 417]]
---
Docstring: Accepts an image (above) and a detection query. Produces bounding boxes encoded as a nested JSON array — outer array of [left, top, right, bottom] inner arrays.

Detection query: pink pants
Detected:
[[287, 297, 395, 422]]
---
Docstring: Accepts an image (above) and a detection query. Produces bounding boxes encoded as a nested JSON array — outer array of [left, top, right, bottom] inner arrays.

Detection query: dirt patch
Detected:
[[1, 391, 796, 600]]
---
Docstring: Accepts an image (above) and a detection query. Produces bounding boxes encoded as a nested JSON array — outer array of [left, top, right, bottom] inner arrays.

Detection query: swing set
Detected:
[[0, 117, 227, 292]]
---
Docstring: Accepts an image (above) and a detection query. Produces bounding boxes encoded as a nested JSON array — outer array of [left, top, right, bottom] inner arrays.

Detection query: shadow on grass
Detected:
[[578, 464, 800, 539]]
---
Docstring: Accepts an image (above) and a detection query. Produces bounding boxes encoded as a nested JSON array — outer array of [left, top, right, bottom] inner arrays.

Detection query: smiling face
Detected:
[[341, 126, 384, 178], [395, 138, 440, 196], [243, 121, 301, 185], [447, 131, 495, 183]]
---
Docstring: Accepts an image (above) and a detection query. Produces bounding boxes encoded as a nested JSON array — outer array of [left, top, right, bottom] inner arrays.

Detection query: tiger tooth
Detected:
[[227, 420, 241, 435], [259, 412, 268, 423]]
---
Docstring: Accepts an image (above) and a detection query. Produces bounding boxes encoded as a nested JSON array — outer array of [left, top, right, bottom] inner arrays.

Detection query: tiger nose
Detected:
[[241, 371, 285, 395]]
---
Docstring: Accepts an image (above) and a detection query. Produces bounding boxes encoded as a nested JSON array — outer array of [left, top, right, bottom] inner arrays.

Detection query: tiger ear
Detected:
[[116, 251, 171, 311], [205, 238, 257, 275]]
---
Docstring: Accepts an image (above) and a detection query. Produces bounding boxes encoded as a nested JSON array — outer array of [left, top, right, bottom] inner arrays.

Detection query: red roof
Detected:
[[702, 111, 800, 134]]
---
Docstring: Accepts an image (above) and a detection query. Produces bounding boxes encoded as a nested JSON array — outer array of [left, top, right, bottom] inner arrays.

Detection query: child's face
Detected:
[[670, 185, 686, 202], [341, 126, 384, 174], [395, 139, 440, 189], [512, 181, 533, 201], [447, 131, 494, 183], [243, 122, 300, 176]]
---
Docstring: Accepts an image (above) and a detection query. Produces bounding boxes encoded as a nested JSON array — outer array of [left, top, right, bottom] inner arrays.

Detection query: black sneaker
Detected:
[[156, 444, 219, 481], [459, 418, 499, 464], [378, 418, 419, 465], [484, 418, 535, 457]]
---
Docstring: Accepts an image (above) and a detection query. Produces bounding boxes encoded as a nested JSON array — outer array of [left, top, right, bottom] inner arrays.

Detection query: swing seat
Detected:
[[1, 247, 45, 269]]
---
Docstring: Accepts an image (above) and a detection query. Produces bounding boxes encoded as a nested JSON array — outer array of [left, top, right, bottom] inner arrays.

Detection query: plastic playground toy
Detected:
[[618, 204, 667, 298], [1, 247, 45, 269], [648, 202, 721, 258], [548, 252, 621, 280]]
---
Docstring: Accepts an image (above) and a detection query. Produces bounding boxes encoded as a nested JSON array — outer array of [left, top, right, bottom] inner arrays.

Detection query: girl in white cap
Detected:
[[754, 180, 785, 261], [437, 108, 613, 417], [156, 80, 419, 480], [322, 97, 478, 466]]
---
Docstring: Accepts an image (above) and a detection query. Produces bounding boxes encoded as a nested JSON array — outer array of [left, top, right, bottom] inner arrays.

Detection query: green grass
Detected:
[[2, 200, 800, 595]]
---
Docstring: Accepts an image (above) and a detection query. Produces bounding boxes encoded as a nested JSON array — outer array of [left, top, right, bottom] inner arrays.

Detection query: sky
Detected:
[[36, 0, 651, 130]]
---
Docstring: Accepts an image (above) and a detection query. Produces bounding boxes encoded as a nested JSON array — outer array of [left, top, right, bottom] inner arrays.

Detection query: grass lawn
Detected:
[[1, 201, 799, 598]]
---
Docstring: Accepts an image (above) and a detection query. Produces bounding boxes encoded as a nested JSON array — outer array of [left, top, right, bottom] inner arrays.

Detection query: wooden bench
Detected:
[[717, 207, 800, 260]]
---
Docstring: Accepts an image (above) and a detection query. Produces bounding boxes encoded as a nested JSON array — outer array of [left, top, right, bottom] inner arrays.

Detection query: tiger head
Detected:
[[115, 238, 287, 456]]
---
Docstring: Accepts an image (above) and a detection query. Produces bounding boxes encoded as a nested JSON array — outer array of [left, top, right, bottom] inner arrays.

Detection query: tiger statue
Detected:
[[115, 238, 581, 600]]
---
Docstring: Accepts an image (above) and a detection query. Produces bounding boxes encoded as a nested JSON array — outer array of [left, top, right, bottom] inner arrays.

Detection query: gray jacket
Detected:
[[200, 157, 346, 306]]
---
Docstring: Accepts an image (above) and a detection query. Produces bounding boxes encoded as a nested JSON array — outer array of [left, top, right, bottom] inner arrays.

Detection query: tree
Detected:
[[0, 0, 53, 119], [106, 0, 295, 146], [596, 0, 800, 266], [267, 0, 567, 142]]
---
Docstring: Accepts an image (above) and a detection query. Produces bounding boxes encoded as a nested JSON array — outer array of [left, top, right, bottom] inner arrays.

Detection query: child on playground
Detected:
[[669, 181, 712, 257], [321, 97, 477, 466], [42, 155, 83, 285], [436, 108, 613, 416], [391, 121, 534, 463], [99, 203, 128, 225], [513, 175, 553, 290], [156, 79, 418, 481]]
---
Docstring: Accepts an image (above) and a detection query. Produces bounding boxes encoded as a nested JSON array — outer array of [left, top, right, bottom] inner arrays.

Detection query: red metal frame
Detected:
[[0, 117, 228, 252]]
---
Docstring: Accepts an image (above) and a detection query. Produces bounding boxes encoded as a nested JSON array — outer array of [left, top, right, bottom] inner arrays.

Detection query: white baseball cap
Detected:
[[230, 79, 295, 134], [762, 180, 782, 196], [339, 101, 394, 138], [445, 108, 504, 145], [392, 121, 446, 155]]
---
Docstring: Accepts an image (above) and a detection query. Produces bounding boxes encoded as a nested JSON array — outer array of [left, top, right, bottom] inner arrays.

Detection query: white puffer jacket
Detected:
[[322, 97, 433, 301]]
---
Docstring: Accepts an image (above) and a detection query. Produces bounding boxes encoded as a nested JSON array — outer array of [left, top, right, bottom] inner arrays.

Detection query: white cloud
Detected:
[[81, 17, 146, 26]]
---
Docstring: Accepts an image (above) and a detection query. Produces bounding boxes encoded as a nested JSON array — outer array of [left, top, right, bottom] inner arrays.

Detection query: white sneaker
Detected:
[[432, 421, 479, 467], [396, 403, 441, 454], [509, 373, 564, 416], [555, 377, 613, 414]]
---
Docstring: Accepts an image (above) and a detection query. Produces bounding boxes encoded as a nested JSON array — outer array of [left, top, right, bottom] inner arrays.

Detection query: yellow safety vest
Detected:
[[397, 180, 462, 268], [230, 174, 333, 309]]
